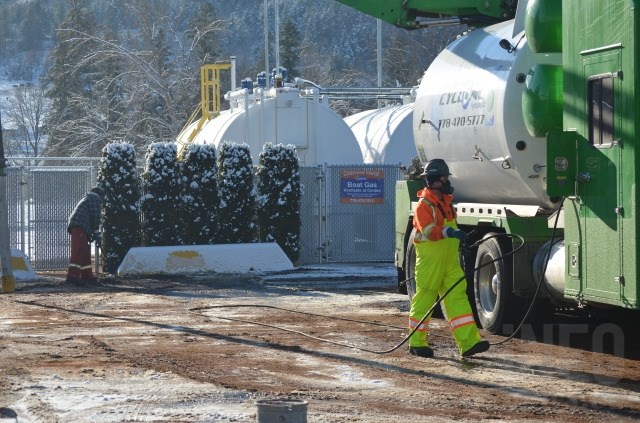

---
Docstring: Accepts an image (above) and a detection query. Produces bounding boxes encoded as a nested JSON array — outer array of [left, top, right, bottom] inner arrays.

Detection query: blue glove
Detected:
[[443, 226, 468, 243]]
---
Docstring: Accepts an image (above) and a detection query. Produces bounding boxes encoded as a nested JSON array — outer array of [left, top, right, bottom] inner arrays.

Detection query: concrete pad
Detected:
[[117, 243, 294, 276], [0, 249, 37, 281]]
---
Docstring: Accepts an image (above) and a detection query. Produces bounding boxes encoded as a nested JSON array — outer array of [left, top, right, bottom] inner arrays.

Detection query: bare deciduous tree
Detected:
[[2, 84, 49, 157]]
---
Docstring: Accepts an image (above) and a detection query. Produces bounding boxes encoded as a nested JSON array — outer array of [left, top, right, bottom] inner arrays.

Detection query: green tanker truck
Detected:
[[336, 0, 639, 333]]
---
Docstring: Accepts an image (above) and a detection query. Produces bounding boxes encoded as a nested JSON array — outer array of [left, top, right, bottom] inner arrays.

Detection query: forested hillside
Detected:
[[0, 0, 466, 157]]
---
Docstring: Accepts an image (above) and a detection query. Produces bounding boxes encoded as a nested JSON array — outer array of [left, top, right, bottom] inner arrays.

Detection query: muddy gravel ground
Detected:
[[1, 267, 640, 422]]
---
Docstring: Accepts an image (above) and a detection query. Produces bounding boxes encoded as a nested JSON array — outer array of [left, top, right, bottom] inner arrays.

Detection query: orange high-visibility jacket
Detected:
[[413, 188, 456, 243]]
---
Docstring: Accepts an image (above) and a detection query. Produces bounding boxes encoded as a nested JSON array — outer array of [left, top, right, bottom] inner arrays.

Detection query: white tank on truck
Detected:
[[413, 19, 561, 209]]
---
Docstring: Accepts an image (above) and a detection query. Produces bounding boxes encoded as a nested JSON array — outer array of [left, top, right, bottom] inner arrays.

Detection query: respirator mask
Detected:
[[426, 176, 454, 195]]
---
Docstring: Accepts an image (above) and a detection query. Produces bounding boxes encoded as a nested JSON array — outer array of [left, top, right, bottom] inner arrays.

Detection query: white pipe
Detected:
[[377, 20, 382, 88], [230, 56, 236, 91], [264, 0, 269, 89], [300, 88, 314, 161], [294, 77, 322, 89], [257, 88, 264, 148], [226, 88, 251, 112], [377, 19, 382, 108], [275, 0, 280, 74], [244, 89, 250, 143], [314, 89, 320, 165], [227, 88, 249, 100]]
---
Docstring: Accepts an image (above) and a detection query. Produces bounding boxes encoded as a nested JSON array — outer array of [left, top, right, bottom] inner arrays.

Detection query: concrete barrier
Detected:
[[117, 243, 294, 276], [0, 249, 37, 281]]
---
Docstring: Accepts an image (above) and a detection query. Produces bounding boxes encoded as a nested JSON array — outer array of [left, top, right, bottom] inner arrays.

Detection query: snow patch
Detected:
[[118, 243, 294, 276]]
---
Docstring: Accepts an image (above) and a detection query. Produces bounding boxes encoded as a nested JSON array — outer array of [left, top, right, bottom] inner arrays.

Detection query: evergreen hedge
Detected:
[[217, 142, 257, 243], [179, 143, 219, 245], [256, 143, 302, 264], [96, 143, 141, 273], [141, 143, 183, 246]]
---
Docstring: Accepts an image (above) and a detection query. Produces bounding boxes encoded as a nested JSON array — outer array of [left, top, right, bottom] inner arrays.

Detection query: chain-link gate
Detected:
[[299, 164, 402, 264], [7, 164, 96, 269]]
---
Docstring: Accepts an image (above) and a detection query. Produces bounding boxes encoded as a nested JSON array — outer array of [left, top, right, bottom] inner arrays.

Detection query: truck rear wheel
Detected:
[[473, 233, 517, 334]]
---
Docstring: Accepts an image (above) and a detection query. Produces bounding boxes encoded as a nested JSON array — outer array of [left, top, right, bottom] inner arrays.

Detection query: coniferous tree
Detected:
[[279, 17, 302, 80], [179, 143, 219, 245], [97, 143, 141, 273], [256, 143, 301, 264], [96, 28, 128, 142], [141, 143, 183, 246], [43, 0, 99, 156], [19, 0, 48, 52], [183, 2, 224, 111], [217, 142, 257, 244], [136, 27, 174, 144], [187, 2, 220, 64], [0, 4, 11, 59]]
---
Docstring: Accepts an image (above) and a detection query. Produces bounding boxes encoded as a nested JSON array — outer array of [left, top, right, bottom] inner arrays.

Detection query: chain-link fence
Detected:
[[6, 159, 402, 269], [7, 158, 99, 269]]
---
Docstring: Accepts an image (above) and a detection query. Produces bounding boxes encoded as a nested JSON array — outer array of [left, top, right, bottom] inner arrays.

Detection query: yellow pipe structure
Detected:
[[202, 63, 232, 119], [177, 63, 232, 145]]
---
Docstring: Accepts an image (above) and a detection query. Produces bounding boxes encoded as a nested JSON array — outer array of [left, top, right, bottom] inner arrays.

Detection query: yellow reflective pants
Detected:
[[408, 224, 481, 354]]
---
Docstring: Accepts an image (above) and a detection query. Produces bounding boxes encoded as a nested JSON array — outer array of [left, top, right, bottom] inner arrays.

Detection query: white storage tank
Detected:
[[345, 103, 415, 166], [178, 86, 363, 166], [413, 19, 561, 208]]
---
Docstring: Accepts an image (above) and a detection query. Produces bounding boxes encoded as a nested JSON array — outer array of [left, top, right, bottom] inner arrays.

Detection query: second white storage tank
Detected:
[[345, 103, 415, 166]]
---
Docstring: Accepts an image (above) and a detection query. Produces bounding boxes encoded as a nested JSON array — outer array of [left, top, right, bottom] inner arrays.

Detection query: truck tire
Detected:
[[397, 266, 408, 295], [473, 233, 517, 334]]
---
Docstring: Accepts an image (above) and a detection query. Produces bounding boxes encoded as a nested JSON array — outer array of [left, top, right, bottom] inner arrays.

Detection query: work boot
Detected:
[[81, 270, 97, 282], [462, 340, 490, 357], [66, 268, 81, 281], [409, 346, 434, 358], [65, 277, 86, 286]]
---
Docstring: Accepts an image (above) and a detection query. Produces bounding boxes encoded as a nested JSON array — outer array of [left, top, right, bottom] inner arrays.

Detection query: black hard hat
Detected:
[[419, 159, 451, 177]]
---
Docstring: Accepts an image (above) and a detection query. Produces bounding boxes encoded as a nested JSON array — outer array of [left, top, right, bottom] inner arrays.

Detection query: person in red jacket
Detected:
[[408, 159, 489, 358], [66, 186, 102, 283]]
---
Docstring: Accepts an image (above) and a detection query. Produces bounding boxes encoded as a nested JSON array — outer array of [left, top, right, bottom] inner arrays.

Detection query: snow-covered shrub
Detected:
[[217, 142, 257, 243], [256, 143, 301, 264], [179, 143, 219, 245], [96, 143, 141, 274], [141, 143, 183, 246]]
